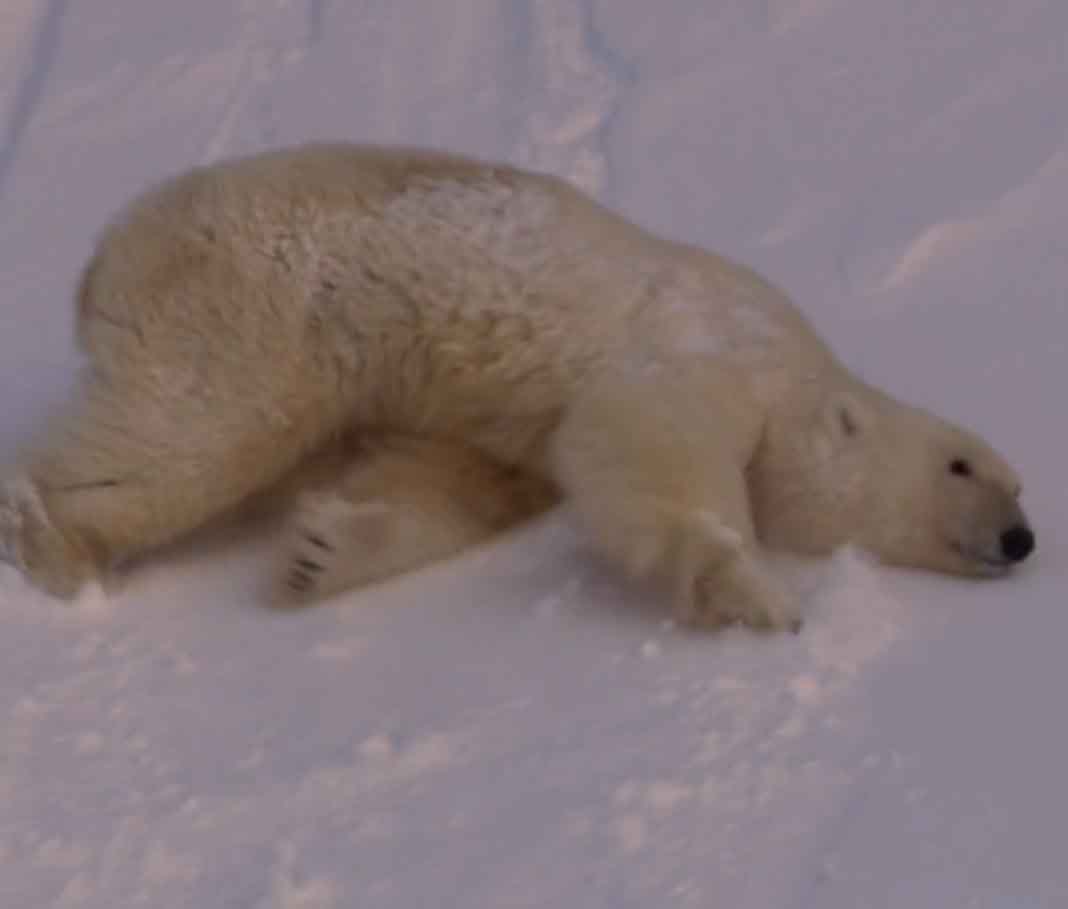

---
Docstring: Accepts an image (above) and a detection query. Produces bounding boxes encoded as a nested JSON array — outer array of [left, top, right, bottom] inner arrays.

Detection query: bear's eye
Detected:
[[948, 458, 973, 477]]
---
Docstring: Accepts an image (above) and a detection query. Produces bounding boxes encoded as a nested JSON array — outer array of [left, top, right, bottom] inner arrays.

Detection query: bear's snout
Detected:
[[1000, 524, 1035, 563]]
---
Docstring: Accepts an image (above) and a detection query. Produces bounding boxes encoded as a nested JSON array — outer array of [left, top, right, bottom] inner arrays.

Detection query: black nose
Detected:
[[1000, 525, 1035, 563]]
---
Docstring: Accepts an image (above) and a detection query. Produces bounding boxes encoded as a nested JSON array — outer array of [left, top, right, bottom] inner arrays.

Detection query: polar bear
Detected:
[[0, 143, 1034, 630]]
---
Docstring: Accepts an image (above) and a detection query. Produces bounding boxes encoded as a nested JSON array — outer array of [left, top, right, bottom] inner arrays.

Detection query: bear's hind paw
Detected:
[[275, 498, 394, 605], [0, 477, 98, 600]]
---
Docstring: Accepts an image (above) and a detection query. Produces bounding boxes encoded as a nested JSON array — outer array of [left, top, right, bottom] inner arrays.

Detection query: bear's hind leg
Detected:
[[276, 434, 557, 603], [0, 476, 98, 598], [0, 378, 328, 598]]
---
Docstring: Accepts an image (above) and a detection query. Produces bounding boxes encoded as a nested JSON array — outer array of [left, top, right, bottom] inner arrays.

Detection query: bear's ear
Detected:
[[820, 391, 873, 447]]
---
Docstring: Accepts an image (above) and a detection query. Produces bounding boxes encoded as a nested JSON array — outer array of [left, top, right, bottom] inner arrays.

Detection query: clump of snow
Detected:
[[799, 545, 905, 684]]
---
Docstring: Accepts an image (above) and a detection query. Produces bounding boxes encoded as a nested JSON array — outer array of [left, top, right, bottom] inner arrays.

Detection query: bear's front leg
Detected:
[[673, 511, 800, 632], [550, 360, 802, 633]]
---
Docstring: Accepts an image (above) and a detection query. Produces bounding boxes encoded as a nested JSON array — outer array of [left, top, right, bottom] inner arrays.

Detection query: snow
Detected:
[[1, 1, 1066, 906]]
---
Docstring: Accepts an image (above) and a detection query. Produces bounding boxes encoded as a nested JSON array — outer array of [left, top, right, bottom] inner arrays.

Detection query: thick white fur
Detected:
[[0, 143, 1031, 629]]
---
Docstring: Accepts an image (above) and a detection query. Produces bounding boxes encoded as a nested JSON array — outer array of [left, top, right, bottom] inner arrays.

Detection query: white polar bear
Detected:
[[0, 143, 1034, 630]]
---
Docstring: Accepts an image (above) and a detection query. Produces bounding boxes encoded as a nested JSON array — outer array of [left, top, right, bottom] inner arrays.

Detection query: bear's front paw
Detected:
[[681, 549, 802, 634], [0, 477, 98, 599]]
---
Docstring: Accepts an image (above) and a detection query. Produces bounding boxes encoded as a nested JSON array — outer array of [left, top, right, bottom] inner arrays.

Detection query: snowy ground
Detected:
[[2, 2, 1066, 906]]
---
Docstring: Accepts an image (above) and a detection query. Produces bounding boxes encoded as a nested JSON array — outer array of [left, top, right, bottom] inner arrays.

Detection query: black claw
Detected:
[[295, 557, 323, 573], [305, 533, 333, 551], [288, 570, 312, 591]]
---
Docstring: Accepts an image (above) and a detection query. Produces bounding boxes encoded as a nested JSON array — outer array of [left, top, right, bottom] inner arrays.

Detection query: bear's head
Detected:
[[749, 379, 1034, 577]]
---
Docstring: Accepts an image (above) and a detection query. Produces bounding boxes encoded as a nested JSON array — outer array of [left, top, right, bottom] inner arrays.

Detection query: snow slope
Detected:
[[1, 1, 1065, 906]]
